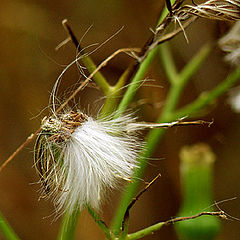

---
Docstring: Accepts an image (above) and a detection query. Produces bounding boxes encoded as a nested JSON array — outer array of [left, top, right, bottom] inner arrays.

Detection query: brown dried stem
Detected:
[[0, 130, 40, 173], [121, 174, 161, 235]]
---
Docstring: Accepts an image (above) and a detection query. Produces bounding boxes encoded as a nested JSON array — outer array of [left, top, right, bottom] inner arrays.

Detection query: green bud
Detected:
[[175, 143, 221, 240]]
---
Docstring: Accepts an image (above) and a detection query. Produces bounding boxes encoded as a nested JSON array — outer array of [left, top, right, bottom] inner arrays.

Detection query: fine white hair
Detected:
[[37, 113, 141, 215]]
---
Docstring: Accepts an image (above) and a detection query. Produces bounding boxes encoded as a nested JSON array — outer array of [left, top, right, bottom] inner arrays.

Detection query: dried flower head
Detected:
[[219, 21, 240, 65], [34, 111, 140, 214], [176, 0, 240, 21]]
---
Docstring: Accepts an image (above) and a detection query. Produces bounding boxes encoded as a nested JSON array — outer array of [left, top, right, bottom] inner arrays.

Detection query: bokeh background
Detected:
[[0, 0, 240, 239]]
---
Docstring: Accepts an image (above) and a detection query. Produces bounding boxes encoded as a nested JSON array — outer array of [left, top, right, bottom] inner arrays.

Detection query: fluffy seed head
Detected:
[[34, 111, 140, 214]]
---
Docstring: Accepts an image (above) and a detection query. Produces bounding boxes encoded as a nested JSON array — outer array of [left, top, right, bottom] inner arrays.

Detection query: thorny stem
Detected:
[[126, 211, 226, 240]]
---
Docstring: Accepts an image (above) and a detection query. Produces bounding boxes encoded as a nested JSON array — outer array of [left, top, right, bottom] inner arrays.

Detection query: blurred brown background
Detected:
[[0, 0, 240, 239]]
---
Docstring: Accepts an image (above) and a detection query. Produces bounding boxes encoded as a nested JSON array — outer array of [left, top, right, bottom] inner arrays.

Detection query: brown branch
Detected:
[[62, 19, 82, 51], [121, 174, 161, 232], [126, 119, 213, 133], [0, 130, 40, 173], [163, 211, 227, 226]]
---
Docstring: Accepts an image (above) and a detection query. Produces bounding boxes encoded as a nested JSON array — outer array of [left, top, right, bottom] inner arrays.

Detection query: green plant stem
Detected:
[[172, 66, 240, 119], [111, 43, 210, 233], [58, 208, 80, 240], [159, 42, 178, 84], [100, 65, 137, 117], [86, 205, 114, 240], [0, 211, 20, 240], [157, 0, 176, 25], [81, 55, 111, 95], [126, 222, 165, 240], [63, 19, 110, 95], [115, 47, 158, 118]]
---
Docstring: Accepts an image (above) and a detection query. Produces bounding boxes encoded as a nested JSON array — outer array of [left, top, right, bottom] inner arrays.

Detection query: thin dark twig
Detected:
[[122, 174, 161, 231], [166, 0, 173, 15], [0, 130, 40, 173], [163, 211, 227, 226], [62, 19, 82, 51]]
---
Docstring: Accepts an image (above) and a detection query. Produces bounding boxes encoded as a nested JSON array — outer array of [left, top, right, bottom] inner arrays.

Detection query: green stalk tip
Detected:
[[175, 143, 221, 240]]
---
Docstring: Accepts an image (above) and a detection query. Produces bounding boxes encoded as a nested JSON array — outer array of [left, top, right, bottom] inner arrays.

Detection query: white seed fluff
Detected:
[[219, 21, 240, 66], [36, 113, 141, 215]]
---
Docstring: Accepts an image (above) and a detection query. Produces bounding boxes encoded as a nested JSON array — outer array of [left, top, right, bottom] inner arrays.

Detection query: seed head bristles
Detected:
[[34, 111, 141, 215], [219, 21, 240, 65], [173, 15, 189, 43], [176, 0, 240, 21]]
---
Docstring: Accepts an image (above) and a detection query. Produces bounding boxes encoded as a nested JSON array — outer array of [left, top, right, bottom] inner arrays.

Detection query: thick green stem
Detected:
[[115, 47, 158, 118], [0, 211, 20, 240]]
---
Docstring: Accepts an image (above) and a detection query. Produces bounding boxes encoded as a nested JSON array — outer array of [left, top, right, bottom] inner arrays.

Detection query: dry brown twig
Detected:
[[164, 211, 227, 226], [121, 174, 161, 231]]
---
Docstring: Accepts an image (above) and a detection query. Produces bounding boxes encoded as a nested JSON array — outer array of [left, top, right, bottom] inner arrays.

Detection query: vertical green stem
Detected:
[[57, 209, 80, 240], [81, 55, 111, 95], [159, 43, 178, 84], [115, 48, 158, 118]]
